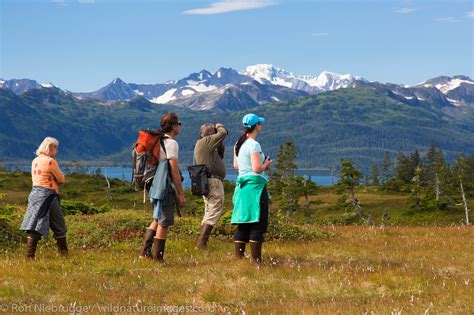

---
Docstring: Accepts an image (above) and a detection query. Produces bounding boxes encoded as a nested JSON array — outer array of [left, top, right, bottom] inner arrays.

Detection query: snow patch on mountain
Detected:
[[392, 90, 416, 100], [417, 76, 474, 94], [190, 84, 218, 93], [151, 88, 177, 104], [181, 89, 195, 96], [436, 79, 474, 93], [447, 98, 462, 107]]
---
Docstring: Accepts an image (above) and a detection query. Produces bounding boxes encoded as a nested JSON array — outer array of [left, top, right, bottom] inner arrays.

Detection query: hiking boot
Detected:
[[139, 228, 156, 259], [196, 224, 214, 249], [55, 236, 68, 257], [152, 238, 166, 262], [26, 237, 39, 260], [249, 241, 262, 264], [234, 241, 246, 259]]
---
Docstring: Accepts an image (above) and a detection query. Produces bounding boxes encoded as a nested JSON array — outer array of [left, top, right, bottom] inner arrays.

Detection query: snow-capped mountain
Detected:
[[415, 75, 474, 105], [2, 69, 472, 112], [0, 79, 57, 95], [416, 75, 473, 92], [349, 76, 474, 115], [241, 64, 361, 93], [168, 81, 307, 111], [0, 79, 41, 95]]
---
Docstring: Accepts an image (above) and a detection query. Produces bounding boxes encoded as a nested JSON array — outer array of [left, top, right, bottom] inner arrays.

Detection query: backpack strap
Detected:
[[207, 150, 218, 177], [148, 136, 162, 160], [160, 133, 168, 156]]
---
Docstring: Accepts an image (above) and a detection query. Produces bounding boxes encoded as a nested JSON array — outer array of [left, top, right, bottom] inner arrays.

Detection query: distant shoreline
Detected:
[[0, 160, 332, 172]]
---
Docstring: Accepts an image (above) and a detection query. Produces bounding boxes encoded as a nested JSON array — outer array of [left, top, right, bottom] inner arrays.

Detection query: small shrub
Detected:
[[0, 204, 23, 245], [381, 178, 411, 193], [66, 210, 149, 248], [115, 185, 135, 194], [215, 209, 326, 241], [61, 200, 109, 215]]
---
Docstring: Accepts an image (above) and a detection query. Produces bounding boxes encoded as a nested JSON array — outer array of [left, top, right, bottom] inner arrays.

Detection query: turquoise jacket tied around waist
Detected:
[[148, 160, 170, 219], [231, 175, 267, 224]]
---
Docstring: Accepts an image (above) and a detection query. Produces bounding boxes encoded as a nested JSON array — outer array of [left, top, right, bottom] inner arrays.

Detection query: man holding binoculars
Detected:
[[194, 123, 228, 249]]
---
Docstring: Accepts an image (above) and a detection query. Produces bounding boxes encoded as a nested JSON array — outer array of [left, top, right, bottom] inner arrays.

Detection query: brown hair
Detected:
[[234, 125, 257, 157], [160, 112, 179, 133]]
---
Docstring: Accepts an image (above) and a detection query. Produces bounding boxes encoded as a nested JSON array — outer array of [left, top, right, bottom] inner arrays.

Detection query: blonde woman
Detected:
[[20, 137, 67, 260]]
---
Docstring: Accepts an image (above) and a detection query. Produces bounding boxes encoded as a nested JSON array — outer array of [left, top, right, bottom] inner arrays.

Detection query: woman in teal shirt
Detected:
[[231, 113, 273, 263]]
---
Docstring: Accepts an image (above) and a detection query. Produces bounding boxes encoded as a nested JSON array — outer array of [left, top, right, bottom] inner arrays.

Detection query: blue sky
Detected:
[[1, 0, 473, 91]]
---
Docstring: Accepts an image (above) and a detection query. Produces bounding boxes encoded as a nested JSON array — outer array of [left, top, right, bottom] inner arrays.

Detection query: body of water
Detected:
[[88, 167, 337, 187], [12, 166, 338, 187]]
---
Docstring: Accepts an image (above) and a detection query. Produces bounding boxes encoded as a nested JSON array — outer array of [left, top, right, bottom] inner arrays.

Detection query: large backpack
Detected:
[[131, 128, 165, 191], [187, 151, 218, 197]]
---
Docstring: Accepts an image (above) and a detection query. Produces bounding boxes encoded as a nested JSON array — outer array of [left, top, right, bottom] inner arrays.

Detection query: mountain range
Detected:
[[1, 65, 361, 111], [1, 66, 473, 169], [2, 65, 473, 113]]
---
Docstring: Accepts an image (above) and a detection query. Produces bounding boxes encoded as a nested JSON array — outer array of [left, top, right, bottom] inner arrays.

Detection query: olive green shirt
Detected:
[[193, 125, 227, 179]]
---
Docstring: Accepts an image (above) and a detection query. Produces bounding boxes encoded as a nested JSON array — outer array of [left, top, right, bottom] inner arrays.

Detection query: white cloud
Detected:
[[394, 8, 416, 14], [467, 11, 474, 19], [183, 0, 276, 15], [312, 33, 329, 36], [435, 17, 459, 23]]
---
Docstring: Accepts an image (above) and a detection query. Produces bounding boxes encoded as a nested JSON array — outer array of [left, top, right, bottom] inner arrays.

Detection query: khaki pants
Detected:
[[202, 178, 224, 226]]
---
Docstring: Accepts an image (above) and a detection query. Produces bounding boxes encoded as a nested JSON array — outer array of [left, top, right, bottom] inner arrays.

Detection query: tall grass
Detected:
[[0, 226, 472, 313]]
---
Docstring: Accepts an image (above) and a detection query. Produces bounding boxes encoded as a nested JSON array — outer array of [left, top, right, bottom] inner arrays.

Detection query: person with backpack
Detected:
[[231, 114, 272, 264], [138, 112, 186, 262], [20, 137, 68, 260], [193, 123, 228, 249]]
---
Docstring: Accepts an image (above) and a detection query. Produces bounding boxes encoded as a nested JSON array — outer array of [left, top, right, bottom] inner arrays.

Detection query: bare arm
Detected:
[[233, 152, 239, 170], [251, 152, 272, 174], [168, 158, 184, 195], [168, 158, 186, 207]]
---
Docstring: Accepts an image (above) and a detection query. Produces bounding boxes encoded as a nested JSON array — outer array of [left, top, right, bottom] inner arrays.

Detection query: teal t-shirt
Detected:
[[236, 138, 268, 181]]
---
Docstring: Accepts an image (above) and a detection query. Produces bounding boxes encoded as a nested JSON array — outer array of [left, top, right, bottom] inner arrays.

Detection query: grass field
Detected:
[[0, 171, 473, 313], [1, 225, 473, 313]]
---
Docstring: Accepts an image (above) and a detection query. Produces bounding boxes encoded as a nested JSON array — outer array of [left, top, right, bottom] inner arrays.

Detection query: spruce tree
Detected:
[[410, 150, 422, 176], [382, 152, 391, 181], [370, 161, 379, 186], [395, 151, 413, 183], [269, 141, 302, 218], [339, 160, 363, 218]]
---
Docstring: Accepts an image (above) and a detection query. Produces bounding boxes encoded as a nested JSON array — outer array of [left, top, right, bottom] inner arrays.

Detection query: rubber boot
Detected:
[[196, 224, 214, 249], [234, 241, 246, 259], [139, 228, 156, 259], [55, 236, 68, 257], [249, 241, 262, 264], [26, 237, 39, 260], [152, 238, 166, 262]]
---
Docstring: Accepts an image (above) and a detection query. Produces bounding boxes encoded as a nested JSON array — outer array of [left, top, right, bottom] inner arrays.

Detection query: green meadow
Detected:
[[0, 171, 473, 313]]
